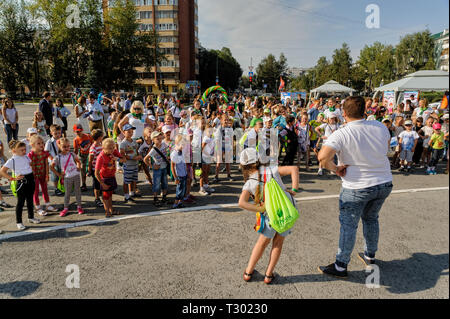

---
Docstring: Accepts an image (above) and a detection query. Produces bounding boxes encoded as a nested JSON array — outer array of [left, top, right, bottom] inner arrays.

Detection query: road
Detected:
[[0, 103, 448, 299]]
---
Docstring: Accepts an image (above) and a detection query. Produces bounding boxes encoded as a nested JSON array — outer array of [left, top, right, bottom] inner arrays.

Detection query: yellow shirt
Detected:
[[430, 132, 445, 150]]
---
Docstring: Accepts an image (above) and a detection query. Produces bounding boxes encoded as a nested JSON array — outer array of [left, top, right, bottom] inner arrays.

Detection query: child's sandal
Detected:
[[243, 271, 254, 282], [264, 274, 276, 285], [105, 211, 112, 218]]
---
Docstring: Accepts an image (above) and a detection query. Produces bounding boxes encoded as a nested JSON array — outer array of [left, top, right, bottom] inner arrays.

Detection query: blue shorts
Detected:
[[260, 214, 292, 239], [123, 164, 139, 184], [152, 168, 168, 194]]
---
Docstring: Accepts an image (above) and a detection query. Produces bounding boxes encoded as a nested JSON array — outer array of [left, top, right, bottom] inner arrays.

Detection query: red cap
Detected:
[[73, 124, 83, 132]]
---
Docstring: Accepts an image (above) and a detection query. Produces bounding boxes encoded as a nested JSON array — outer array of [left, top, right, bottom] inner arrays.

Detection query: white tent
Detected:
[[373, 70, 449, 106], [310, 80, 356, 99]]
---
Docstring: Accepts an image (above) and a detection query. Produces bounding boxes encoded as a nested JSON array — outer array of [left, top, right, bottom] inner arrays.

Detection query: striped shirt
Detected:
[[89, 143, 103, 171]]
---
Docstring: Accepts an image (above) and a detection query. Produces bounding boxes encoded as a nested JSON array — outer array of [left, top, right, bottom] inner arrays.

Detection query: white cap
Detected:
[[149, 115, 156, 121], [404, 120, 413, 125], [443, 113, 449, 120], [240, 148, 258, 166], [328, 112, 338, 119], [162, 125, 171, 134], [27, 128, 38, 134]]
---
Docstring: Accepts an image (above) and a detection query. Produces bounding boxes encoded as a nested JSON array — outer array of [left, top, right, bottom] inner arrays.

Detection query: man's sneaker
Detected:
[[204, 185, 215, 193], [45, 205, 58, 212], [95, 198, 103, 207], [28, 218, 41, 224], [318, 263, 348, 279], [60, 208, 69, 217], [17, 223, 26, 230], [358, 253, 376, 266], [77, 207, 84, 215], [199, 189, 210, 196], [317, 168, 323, 176], [0, 201, 13, 208], [36, 208, 47, 216]]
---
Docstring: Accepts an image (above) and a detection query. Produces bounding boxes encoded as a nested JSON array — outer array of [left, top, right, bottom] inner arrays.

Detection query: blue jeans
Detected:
[[176, 176, 187, 200], [152, 168, 168, 194], [335, 182, 393, 268], [5, 123, 19, 143]]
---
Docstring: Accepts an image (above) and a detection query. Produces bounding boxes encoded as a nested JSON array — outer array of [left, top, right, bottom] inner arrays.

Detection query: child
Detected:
[[88, 129, 105, 207], [427, 123, 445, 175], [0, 140, 13, 210], [107, 110, 118, 138], [138, 127, 154, 185], [309, 113, 324, 168], [119, 124, 143, 203], [55, 98, 71, 137], [73, 124, 93, 191], [22, 128, 38, 154], [213, 114, 233, 183], [170, 135, 188, 209], [200, 122, 215, 195], [145, 131, 169, 207], [419, 117, 435, 169], [33, 111, 49, 142], [95, 138, 126, 217], [295, 114, 313, 171], [28, 135, 58, 216], [52, 138, 84, 217], [45, 125, 63, 196], [0, 140, 41, 230], [238, 148, 299, 284], [398, 120, 419, 172], [315, 113, 340, 175], [183, 129, 196, 204]]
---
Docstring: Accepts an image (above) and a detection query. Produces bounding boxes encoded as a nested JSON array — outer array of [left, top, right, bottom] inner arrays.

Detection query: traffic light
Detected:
[[249, 76, 253, 83]]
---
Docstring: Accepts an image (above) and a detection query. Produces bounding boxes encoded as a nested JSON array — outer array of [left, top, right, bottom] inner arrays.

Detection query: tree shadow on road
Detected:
[[278, 252, 448, 294], [0, 281, 41, 298]]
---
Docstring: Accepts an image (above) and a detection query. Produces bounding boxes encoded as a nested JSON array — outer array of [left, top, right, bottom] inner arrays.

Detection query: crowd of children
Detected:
[[0, 91, 448, 233]]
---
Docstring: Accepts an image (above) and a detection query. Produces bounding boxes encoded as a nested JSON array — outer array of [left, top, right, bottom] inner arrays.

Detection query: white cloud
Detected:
[[198, 0, 332, 71]]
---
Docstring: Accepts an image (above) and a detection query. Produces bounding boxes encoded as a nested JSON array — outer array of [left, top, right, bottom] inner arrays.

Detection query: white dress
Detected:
[[127, 113, 145, 140], [75, 104, 90, 133]]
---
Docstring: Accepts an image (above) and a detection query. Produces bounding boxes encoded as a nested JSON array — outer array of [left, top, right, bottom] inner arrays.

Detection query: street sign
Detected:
[[249, 72, 253, 77]]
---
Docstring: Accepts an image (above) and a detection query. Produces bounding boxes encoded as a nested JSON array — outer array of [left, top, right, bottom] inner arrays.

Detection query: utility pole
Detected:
[[216, 55, 219, 85], [249, 57, 253, 92]]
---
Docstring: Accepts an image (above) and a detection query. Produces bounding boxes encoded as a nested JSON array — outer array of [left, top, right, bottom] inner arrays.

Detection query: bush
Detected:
[[421, 92, 445, 103]]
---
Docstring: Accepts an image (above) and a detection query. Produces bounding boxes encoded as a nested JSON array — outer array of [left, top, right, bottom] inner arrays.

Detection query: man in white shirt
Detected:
[[317, 96, 393, 278], [86, 93, 104, 132]]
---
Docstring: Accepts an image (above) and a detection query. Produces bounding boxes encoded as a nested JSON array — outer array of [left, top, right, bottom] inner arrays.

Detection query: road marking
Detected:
[[0, 186, 448, 241]]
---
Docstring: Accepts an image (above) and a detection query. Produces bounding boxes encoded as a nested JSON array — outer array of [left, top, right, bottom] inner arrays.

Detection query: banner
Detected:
[[281, 92, 307, 104], [383, 91, 395, 114], [403, 91, 419, 106]]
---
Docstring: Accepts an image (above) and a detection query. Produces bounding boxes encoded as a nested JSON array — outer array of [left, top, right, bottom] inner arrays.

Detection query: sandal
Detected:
[[243, 271, 254, 282], [264, 274, 276, 285]]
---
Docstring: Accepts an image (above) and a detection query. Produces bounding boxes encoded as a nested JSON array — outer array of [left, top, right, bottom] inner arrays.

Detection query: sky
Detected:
[[198, 0, 449, 73]]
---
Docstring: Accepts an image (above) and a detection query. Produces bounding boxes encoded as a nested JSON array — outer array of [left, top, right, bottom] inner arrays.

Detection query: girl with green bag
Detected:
[[238, 148, 300, 285]]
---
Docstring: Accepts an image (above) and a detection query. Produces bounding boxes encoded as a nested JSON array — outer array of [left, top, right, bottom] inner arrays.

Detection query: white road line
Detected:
[[0, 186, 448, 241]]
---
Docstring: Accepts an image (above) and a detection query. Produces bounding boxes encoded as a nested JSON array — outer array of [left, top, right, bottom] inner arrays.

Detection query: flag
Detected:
[[440, 93, 449, 110], [279, 77, 285, 92]]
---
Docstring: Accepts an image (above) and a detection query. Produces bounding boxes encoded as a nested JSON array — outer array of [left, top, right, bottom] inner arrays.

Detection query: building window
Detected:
[[157, 0, 178, 5], [159, 36, 178, 43], [137, 11, 152, 20], [139, 24, 153, 31], [155, 23, 177, 31]]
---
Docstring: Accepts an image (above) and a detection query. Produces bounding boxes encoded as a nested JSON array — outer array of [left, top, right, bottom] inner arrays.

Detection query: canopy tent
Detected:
[[373, 70, 449, 107], [310, 80, 356, 99]]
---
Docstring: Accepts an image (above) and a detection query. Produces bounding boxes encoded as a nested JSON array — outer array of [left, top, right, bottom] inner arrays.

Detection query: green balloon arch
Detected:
[[200, 86, 229, 105]]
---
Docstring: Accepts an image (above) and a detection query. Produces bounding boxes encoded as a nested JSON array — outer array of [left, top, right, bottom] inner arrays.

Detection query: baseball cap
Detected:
[[73, 124, 83, 132], [264, 109, 270, 113], [27, 128, 38, 134], [149, 115, 156, 121], [433, 123, 442, 130], [123, 123, 136, 131], [250, 118, 263, 127], [151, 131, 163, 140], [442, 113, 449, 120], [382, 118, 391, 123], [379, 107, 387, 112], [227, 106, 234, 112], [162, 126, 171, 134], [240, 148, 258, 166], [328, 112, 338, 119], [404, 120, 413, 125]]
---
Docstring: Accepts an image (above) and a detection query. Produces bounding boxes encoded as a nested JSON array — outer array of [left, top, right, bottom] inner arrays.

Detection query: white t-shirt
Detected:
[[319, 123, 340, 138], [53, 153, 79, 178], [202, 135, 215, 157], [4, 155, 33, 176], [324, 119, 392, 190]]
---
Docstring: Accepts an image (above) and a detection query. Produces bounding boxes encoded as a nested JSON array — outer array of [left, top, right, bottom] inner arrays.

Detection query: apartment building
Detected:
[[111, 0, 199, 94], [433, 29, 449, 72]]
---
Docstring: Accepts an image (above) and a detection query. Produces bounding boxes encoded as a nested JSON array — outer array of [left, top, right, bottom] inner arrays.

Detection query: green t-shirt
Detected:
[[309, 120, 322, 141], [430, 132, 445, 150]]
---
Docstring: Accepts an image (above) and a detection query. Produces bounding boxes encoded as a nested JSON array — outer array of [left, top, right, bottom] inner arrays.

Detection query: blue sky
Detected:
[[198, 0, 449, 73]]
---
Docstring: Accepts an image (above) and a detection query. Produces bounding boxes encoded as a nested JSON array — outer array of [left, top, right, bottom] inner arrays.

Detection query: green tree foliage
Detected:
[[330, 43, 352, 84], [256, 53, 288, 93], [198, 46, 242, 92], [395, 30, 436, 75]]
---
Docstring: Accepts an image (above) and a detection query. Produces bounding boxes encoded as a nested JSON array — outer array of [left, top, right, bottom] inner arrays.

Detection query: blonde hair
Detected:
[[102, 138, 116, 149], [57, 137, 70, 148], [29, 135, 44, 146], [131, 100, 144, 112]]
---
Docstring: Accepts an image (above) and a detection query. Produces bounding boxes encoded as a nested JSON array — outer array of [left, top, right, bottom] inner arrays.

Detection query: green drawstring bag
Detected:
[[264, 178, 299, 234], [10, 159, 17, 197]]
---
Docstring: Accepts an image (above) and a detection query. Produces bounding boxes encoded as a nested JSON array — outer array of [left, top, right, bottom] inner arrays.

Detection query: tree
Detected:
[[395, 30, 436, 75], [330, 43, 352, 84], [256, 53, 288, 93], [198, 46, 242, 92]]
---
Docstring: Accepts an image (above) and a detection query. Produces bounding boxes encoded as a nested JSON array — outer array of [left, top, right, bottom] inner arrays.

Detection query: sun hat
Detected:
[[151, 131, 163, 140], [27, 128, 38, 134], [240, 148, 258, 166]]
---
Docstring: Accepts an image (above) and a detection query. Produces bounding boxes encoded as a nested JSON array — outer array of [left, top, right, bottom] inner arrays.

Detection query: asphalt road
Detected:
[[0, 103, 448, 299]]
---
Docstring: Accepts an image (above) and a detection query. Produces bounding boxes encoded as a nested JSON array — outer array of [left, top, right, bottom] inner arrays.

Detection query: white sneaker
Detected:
[[318, 168, 323, 176], [17, 223, 26, 230], [204, 185, 215, 193], [28, 218, 41, 224], [36, 208, 47, 216], [199, 189, 210, 196], [45, 205, 57, 212]]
